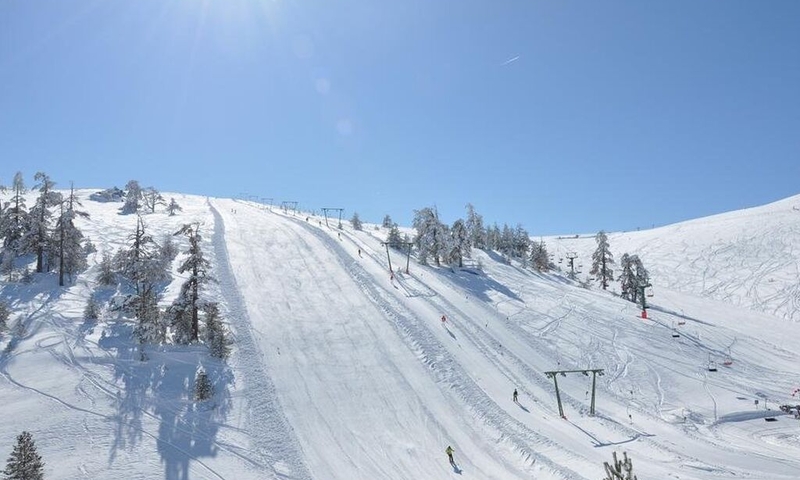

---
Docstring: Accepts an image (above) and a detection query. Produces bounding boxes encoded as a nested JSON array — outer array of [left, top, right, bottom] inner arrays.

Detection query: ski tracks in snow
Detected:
[[209, 202, 313, 480]]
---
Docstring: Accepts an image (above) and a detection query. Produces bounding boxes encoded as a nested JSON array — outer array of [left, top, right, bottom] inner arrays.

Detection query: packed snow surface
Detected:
[[2, 190, 800, 479]]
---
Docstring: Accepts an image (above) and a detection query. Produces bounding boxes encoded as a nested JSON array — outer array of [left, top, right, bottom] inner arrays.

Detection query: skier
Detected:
[[358, 248, 362, 257], [513, 388, 518, 403], [441, 315, 447, 325], [445, 445, 455, 466]]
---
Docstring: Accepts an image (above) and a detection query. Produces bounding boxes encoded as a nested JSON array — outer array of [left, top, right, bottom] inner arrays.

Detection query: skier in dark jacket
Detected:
[[513, 388, 518, 403]]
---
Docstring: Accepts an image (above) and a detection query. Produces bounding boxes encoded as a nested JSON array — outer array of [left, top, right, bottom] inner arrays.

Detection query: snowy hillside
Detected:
[[1, 189, 800, 479]]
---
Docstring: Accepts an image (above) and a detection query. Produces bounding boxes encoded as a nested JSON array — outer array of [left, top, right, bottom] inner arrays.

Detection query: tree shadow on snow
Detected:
[[98, 321, 233, 480]]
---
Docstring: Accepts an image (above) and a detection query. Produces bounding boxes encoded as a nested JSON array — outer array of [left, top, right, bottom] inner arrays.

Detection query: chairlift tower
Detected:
[[565, 252, 579, 278], [321, 208, 345, 229], [281, 201, 299, 214], [260, 197, 273, 210], [544, 368, 605, 417], [637, 281, 652, 310], [381, 241, 414, 274]]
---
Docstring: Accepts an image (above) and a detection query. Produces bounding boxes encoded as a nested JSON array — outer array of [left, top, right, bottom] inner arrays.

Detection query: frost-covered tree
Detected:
[[52, 186, 89, 286], [142, 187, 165, 214], [513, 224, 531, 266], [382, 214, 394, 229], [530, 241, 551, 272], [84, 296, 100, 321], [21, 172, 61, 273], [168, 223, 213, 343], [115, 216, 169, 354], [590, 231, 614, 290], [166, 197, 182, 216], [0, 300, 10, 332], [203, 302, 231, 359], [194, 368, 213, 402], [413, 207, 446, 266], [386, 223, 404, 250], [602, 450, 637, 480], [618, 254, 648, 305], [120, 180, 143, 215], [485, 223, 501, 251], [446, 219, 470, 267], [0, 172, 29, 273], [464, 203, 485, 250], [96, 252, 117, 286], [350, 212, 363, 231], [3, 431, 45, 480]]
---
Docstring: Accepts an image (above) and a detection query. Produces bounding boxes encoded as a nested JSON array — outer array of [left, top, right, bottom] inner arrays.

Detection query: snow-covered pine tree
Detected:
[[84, 296, 100, 321], [21, 172, 61, 273], [120, 180, 143, 215], [484, 223, 501, 251], [350, 212, 363, 231], [142, 187, 166, 214], [413, 207, 446, 266], [0, 300, 9, 332], [170, 223, 213, 343], [590, 230, 615, 290], [194, 368, 213, 402], [386, 223, 404, 250], [96, 252, 117, 286], [203, 302, 231, 359], [617, 253, 637, 302], [3, 431, 45, 480], [447, 219, 469, 267], [464, 203, 486, 250], [166, 197, 182, 216], [633, 256, 650, 308], [115, 216, 169, 356], [52, 185, 89, 286], [0, 172, 29, 278], [513, 224, 531, 267], [530, 241, 551, 272], [602, 450, 637, 480], [382, 214, 393, 229]]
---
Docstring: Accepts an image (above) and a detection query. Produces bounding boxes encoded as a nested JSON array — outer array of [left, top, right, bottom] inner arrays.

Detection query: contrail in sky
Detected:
[[501, 55, 520, 66]]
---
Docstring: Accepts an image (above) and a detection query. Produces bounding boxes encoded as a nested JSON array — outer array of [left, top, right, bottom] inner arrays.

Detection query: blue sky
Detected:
[[1, 0, 798, 235]]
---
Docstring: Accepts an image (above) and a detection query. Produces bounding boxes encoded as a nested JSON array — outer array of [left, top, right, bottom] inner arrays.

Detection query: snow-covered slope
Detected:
[[1, 190, 800, 479], [549, 194, 800, 321]]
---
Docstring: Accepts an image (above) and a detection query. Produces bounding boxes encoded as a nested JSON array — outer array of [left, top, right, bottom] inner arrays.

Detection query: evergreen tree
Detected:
[[602, 451, 637, 480], [513, 224, 531, 266], [0, 172, 29, 276], [166, 197, 182, 216], [83, 296, 100, 321], [447, 219, 469, 267], [530, 241, 551, 272], [120, 180, 142, 215], [169, 223, 212, 343], [633, 256, 650, 308], [412, 207, 446, 266], [464, 203, 486, 250], [485, 223, 501, 251], [142, 187, 165, 214], [203, 302, 231, 359], [194, 368, 213, 402], [590, 231, 615, 290], [96, 252, 117, 286], [159, 234, 179, 266], [115, 216, 169, 356], [618, 254, 638, 303], [22, 172, 61, 273], [382, 214, 393, 229], [52, 186, 89, 286], [350, 212, 363, 231], [386, 223, 404, 250], [3, 431, 44, 480], [0, 300, 9, 332]]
